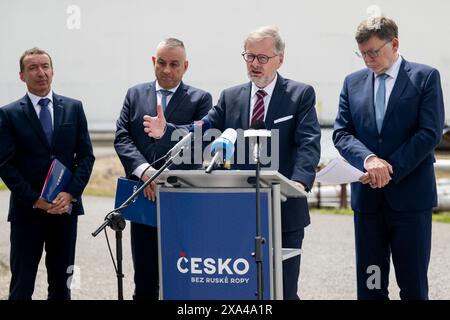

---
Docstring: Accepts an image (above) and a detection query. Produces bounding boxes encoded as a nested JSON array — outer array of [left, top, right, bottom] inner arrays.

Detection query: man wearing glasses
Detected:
[[333, 16, 445, 299], [143, 26, 321, 299]]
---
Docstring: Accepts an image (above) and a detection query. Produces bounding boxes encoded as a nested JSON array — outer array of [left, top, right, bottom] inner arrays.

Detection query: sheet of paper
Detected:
[[316, 158, 364, 185]]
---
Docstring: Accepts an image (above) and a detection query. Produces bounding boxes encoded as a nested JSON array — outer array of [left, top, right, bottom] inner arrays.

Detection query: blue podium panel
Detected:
[[158, 189, 272, 300]]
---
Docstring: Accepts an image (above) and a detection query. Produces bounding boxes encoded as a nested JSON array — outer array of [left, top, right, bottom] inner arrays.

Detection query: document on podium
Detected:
[[316, 158, 364, 185]]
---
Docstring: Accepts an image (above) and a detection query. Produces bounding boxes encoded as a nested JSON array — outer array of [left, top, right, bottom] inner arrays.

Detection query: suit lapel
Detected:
[[265, 74, 286, 130], [20, 95, 50, 148], [360, 70, 378, 134], [52, 94, 64, 148], [239, 83, 252, 129], [147, 82, 157, 116], [381, 59, 410, 131], [165, 82, 187, 120]]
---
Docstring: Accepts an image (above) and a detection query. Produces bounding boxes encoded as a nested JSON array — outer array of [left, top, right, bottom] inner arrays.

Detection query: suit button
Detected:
[[378, 138, 383, 143]]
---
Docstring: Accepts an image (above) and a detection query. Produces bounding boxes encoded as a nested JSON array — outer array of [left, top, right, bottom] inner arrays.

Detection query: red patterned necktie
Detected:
[[251, 89, 267, 124]]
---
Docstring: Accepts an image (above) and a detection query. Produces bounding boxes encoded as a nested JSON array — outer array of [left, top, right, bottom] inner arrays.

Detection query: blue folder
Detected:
[[41, 159, 72, 202], [114, 177, 157, 227]]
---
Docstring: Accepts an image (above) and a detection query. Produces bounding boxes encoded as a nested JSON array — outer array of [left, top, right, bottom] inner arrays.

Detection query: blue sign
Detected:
[[114, 177, 156, 227], [159, 190, 272, 300]]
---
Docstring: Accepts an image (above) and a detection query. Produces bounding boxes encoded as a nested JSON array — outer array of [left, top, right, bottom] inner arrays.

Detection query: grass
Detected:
[[311, 208, 353, 216], [83, 187, 115, 198], [312, 207, 450, 223], [1, 153, 450, 225]]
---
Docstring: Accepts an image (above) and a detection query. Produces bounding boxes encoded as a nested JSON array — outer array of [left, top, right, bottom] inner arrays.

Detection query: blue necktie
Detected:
[[375, 73, 389, 133], [38, 98, 53, 145], [159, 89, 172, 110]]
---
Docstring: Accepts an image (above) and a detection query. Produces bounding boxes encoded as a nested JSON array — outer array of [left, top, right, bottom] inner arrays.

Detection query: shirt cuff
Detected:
[[363, 154, 376, 169], [132, 163, 151, 180], [154, 123, 167, 140]]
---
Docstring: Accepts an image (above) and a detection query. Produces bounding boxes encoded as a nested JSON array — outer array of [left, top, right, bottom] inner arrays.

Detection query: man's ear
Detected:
[[278, 54, 284, 67], [392, 38, 400, 52]]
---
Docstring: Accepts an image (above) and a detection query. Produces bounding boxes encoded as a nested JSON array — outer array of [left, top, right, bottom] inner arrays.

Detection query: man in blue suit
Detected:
[[333, 17, 445, 300], [0, 47, 95, 300], [143, 27, 321, 300], [114, 38, 212, 300]]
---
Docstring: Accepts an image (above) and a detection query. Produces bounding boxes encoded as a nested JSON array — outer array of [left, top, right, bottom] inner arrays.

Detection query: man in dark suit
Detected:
[[114, 38, 212, 300], [143, 27, 321, 300], [0, 47, 95, 300], [333, 17, 445, 300]]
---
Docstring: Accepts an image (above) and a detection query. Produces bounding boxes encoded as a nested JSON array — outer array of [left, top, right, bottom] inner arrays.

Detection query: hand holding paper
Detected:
[[316, 158, 364, 184]]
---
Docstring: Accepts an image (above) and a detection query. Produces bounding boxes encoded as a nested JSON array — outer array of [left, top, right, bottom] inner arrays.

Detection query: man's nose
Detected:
[[251, 58, 262, 67], [36, 67, 46, 76]]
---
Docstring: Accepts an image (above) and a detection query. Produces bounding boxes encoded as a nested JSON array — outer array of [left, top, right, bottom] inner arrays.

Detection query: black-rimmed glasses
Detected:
[[242, 52, 277, 64]]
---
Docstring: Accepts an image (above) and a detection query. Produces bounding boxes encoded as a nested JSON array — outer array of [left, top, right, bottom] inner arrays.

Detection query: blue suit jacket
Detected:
[[333, 59, 445, 212], [207, 74, 321, 231], [114, 81, 212, 175], [0, 93, 95, 222]]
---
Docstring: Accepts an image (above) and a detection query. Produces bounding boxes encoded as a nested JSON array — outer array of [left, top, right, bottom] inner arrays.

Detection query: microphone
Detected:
[[166, 118, 211, 158], [205, 128, 237, 173], [246, 120, 271, 163]]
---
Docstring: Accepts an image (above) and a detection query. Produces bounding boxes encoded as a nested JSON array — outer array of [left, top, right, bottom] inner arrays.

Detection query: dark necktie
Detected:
[[375, 73, 389, 133], [159, 89, 172, 110], [38, 98, 53, 144], [251, 89, 267, 124]]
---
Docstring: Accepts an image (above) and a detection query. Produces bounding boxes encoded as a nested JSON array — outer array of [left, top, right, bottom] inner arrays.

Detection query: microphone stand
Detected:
[[253, 137, 265, 300], [92, 148, 184, 300]]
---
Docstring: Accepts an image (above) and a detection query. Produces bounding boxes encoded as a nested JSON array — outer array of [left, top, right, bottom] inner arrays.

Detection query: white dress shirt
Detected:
[[364, 54, 403, 166], [373, 54, 403, 110], [27, 90, 54, 129], [249, 74, 278, 126], [155, 81, 180, 109]]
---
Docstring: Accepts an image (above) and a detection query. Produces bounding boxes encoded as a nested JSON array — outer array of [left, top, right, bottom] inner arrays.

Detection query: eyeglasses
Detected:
[[355, 40, 392, 59], [242, 52, 278, 64]]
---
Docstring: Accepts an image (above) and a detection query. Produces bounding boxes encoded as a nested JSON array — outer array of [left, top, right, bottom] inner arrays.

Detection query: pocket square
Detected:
[[274, 115, 293, 124]]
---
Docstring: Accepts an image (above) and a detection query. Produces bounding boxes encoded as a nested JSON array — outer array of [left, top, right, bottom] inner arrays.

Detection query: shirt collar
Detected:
[[251, 73, 278, 98], [155, 81, 180, 94], [383, 54, 403, 80], [27, 90, 53, 107]]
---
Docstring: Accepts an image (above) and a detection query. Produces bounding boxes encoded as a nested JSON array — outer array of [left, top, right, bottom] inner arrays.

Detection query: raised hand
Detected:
[[143, 104, 167, 139]]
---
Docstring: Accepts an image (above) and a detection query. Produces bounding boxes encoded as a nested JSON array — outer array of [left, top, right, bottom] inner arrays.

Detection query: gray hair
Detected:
[[20, 47, 53, 72], [244, 26, 285, 55], [157, 38, 185, 50], [355, 16, 398, 43]]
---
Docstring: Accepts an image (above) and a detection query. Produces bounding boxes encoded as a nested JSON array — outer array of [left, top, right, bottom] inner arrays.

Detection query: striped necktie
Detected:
[[251, 89, 267, 124], [159, 89, 172, 110]]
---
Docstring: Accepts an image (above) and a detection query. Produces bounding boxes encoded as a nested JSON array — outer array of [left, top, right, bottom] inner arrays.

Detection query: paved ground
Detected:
[[0, 190, 449, 300]]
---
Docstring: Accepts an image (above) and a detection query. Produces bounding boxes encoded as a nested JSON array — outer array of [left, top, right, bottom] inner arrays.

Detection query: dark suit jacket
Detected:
[[0, 93, 95, 222], [206, 74, 321, 231], [333, 58, 445, 212], [114, 81, 212, 175]]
